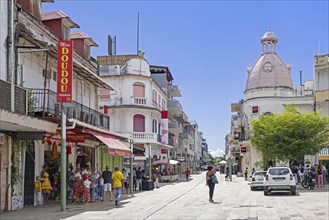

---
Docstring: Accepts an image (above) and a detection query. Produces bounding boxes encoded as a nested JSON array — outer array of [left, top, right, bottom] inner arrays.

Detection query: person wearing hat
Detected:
[[102, 165, 113, 202]]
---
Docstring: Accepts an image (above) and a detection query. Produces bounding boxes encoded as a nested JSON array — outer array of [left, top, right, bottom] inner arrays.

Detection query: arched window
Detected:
[[263, 112, 272, 116], [158, 95, 161, 107], [133, 82, 145, 97], [133, 114, 145, 132]]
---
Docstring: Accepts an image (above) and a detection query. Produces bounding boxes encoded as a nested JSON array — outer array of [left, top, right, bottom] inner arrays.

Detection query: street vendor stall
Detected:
[[151, 159, 181, 182]]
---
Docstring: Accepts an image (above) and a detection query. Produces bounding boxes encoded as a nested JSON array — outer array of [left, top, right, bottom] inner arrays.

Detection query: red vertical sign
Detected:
[[57, 40, 73, 103]]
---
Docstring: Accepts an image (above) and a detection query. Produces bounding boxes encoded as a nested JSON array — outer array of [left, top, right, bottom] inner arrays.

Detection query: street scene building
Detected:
[[226, 31, 329, 175], [0, 0, 209, 212]]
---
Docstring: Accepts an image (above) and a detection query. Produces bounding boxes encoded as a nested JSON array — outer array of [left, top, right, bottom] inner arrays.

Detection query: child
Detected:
[[98, 175, 104, 201], [83, 174, 91, 205], [34, 176, 43, 205]]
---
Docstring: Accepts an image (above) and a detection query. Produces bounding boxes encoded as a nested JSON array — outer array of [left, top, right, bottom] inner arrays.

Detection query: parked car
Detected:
[[263, 167, 296, 196], [250, 171, 266, 190]]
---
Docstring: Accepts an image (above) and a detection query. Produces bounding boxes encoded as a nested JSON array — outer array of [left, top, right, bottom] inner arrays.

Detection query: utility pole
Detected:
[[129, 139, 134, 196], [60, 103, 67, 211]]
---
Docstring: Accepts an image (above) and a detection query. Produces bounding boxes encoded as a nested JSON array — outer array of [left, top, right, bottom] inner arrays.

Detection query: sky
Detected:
[[43, 0, 328, 157]]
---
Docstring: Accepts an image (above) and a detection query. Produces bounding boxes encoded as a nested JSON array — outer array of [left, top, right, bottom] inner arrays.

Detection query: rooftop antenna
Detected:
[[137, 12, 140, 54], [108, 35, 116, 55]]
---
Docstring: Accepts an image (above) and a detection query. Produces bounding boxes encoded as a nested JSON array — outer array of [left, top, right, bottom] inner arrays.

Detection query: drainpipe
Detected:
[[9, 0, 15, 111]]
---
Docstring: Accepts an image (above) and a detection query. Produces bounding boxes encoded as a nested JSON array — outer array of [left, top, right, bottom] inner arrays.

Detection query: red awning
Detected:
[[169, 160, 181, 166], [151, 158, 169, 166], [84, 129, 131, 157]]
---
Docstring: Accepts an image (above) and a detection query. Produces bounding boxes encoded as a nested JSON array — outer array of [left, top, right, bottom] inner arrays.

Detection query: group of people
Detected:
[[69, 165, 127, 206], [298, 164, 328, 187]]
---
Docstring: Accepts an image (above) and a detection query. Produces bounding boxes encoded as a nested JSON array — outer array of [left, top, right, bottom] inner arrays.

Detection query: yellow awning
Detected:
[[318, 156, 329, 160]]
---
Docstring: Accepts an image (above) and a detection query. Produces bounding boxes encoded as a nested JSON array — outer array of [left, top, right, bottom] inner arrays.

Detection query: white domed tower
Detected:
[[244, 31, 295, 100]]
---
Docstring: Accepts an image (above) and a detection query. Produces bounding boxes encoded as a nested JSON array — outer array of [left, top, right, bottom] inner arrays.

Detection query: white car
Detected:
[[263, 167, 296, 196], [250, 171, 266, 190]]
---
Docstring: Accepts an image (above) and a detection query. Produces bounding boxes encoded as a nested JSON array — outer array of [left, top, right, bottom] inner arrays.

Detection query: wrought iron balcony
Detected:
[[0, 79, 27, 114], [28, 88, 110, 129]]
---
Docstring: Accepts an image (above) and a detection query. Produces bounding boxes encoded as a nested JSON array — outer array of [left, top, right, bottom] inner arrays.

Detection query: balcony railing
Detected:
[[131, 97, 147, 106], [0, 79, 27, 114], [125, 132, 158, 144], [167, 85, 181, 97], [28, 88, 110, 130], [168, 121, 183, 133]]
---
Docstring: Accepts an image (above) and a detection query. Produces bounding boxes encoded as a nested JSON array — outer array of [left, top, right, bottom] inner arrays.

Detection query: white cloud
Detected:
[[209, 148, 224, 158]]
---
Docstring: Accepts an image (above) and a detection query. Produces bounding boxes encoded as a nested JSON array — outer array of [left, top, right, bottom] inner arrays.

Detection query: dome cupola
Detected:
[[245, 31, 294, 93]]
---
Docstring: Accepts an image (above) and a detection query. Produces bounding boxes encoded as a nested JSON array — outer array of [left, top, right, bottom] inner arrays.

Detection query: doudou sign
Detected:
[[57, 40, 73, 103]]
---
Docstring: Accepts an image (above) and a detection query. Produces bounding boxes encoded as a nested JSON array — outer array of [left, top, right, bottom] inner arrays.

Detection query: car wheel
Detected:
[[264, 187, 269, 196], [251, 187, 254, 191]]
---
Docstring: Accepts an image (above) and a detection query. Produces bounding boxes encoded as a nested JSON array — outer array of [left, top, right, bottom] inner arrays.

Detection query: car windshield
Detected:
[[268, 168, 289, 175], [254, 172, 266, 176]]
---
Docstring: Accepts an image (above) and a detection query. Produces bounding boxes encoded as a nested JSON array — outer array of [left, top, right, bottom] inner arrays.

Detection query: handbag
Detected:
[[211, 175, 219, 184]]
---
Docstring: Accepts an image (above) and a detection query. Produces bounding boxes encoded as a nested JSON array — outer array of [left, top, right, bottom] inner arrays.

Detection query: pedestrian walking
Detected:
[[98, 175, 104, 201], [206, 165, 216, 203], [102, 165, 113, 201], [154, 167, 160, 188], [112, 167, 124, 206], [122, 168, 129, 194], [244, 167, 248, 181], [136, 167, 142, 191], [185, 168, 190, 181], [317, 165, 324, 187]]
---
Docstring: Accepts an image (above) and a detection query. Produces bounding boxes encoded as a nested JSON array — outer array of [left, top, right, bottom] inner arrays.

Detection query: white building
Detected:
[[229, 31, 315, 172], [314, 54, 329, 164], [98, 55, 173, 175]]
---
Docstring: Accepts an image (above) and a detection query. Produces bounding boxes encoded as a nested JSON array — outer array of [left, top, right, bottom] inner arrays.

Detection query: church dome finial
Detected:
[[261, 29, 278, 53]]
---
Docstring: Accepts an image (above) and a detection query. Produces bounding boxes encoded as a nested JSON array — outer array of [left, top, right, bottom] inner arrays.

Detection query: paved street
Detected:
[[1, 172, 328, 220]]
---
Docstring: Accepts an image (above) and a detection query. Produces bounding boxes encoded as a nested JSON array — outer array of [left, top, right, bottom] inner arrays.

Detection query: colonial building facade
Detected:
[[228, 31, 315, 173]]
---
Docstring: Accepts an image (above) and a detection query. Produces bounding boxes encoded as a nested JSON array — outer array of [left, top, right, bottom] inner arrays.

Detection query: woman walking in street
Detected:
[[206, 165, 216, 203]]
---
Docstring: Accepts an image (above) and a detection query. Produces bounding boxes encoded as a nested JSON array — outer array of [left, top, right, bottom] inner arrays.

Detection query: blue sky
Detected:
[[43, 1, 328, 157]]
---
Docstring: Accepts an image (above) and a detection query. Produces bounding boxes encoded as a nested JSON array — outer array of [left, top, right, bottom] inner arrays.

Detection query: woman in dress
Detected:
[[206, 165, 216, 203], [73, 173, 83, 204]]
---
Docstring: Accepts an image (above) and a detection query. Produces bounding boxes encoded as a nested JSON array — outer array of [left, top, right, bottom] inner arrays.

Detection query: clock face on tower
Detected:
[[264, 62, 272, 72]]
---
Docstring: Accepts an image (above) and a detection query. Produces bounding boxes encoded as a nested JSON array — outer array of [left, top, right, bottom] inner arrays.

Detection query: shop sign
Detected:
[[161, 111, 168, 144], [67, 134, 85, 143], [108, 149, 131, 157], [240, 146, 247, 153], [57, 40, 73, 103], [252, 106, 259, 114], [161, 149, 168, 154]]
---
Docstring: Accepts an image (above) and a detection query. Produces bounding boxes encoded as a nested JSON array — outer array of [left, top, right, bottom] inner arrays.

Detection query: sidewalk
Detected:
[[0, 175, 191, 220]]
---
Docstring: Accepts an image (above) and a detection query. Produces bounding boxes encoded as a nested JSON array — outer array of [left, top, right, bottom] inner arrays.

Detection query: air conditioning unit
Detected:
[[115, 97, 122, 105]]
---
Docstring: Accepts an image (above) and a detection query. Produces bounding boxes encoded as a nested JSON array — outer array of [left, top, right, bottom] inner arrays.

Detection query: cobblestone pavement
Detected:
[[0, 172, 328, 220]]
